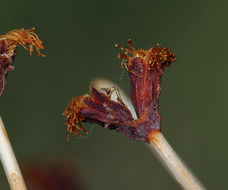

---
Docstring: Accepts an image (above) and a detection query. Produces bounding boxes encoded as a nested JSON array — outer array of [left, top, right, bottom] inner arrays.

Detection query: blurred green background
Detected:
[[0, 0, 227, 189]]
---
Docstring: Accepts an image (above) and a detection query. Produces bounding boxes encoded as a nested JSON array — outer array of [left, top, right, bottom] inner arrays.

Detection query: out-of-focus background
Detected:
[[0, 0, 227, 189]]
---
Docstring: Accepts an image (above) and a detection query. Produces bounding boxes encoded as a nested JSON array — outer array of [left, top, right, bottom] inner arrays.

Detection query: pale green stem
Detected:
[[0, 117, 27, 190]]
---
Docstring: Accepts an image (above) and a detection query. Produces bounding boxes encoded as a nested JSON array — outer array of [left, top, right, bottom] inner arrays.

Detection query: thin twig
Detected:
[[0, 117, 27, 190], [93, 78, 206, 190]]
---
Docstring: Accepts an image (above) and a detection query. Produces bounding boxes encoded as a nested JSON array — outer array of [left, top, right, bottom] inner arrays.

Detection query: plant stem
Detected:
[[93, 78, 206, 190], [148, 130, 205, 190], [0, 117, 27, 190]]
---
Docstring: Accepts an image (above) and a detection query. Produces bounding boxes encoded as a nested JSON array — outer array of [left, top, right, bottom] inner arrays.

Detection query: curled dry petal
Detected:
[[63, 40, 176, 143]]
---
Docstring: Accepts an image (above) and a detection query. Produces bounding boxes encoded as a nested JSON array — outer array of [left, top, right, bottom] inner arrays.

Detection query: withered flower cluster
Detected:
[[63, 40, 176, 143], [0, 28, 45, 96]]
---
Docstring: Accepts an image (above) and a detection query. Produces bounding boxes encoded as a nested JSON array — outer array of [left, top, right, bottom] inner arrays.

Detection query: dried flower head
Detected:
[[0, 27, 45, 96], [63, 40, 176, 143]]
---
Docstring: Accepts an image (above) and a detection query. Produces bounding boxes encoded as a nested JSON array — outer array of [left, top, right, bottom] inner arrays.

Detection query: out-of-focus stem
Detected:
[[0, 117, 27, 190], [93, 78, 206, 190], [148, 130, 205, 190]]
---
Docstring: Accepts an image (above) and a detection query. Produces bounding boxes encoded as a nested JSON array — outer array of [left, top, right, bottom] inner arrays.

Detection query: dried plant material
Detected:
[[0, 27, 45, 57], [63, 40, 176, 142], [0, 27, 45, 96], [116, 39, 176, 117], [63, 96, 89, 141], [63, 85, 134, 141], [62, 41, 206, 190]]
